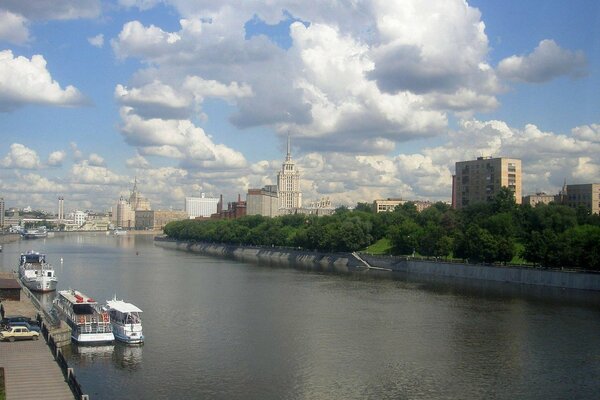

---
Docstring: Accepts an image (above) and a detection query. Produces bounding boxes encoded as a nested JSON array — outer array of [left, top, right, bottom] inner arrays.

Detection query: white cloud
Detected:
[[118, 107, 247, 169], [1, 0, 101, 20], [0, 10, 29, 44], [70, 142, 83, 160], [126, 154, 151, 169], [572, 124, 600, 143], [88, 153, 105, 166], [368, 0, 496, 96], [498, 39, 587, 83], [47, 150, 66, 166], [70, 161, 127, 185], [115, 82, 191, 119], [0, 50, 86, 112], [1, 143, 41, 169], [88, 34, 104, 48]]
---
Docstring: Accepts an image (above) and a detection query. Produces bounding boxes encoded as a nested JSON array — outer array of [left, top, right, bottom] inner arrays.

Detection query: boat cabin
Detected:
[[106, 300, 143, 325]]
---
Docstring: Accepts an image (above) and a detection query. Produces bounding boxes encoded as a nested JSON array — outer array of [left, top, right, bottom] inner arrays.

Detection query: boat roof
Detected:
[[106, 299, 143, 313], [58, 289, 97, 304]]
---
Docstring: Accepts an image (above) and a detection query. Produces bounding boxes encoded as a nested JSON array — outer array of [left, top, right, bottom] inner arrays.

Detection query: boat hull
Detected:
[[21, 277, 57, 292], [72, 332, 115, 344], [114, 332, 144, 344]]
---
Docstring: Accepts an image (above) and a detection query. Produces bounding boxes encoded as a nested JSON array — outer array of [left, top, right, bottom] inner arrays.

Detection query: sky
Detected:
[[0, 0, 599, 213]]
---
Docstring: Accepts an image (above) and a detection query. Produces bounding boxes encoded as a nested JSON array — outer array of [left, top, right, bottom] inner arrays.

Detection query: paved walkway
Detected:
[[0, 339, 74, 399]]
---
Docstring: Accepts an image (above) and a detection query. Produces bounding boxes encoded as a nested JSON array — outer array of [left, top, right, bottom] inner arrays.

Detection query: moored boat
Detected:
[[18, 251, 57, 292], [22, 227, 48, 239], [104, 298, 144, 344], [53, 289, 115, 344], [113, 228, 127, 236]]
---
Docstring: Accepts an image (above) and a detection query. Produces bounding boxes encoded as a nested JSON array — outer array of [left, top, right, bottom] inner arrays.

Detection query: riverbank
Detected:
[[154, 237, 600, 292]]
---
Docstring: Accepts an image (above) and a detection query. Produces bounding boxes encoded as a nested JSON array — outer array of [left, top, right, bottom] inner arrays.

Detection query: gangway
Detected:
[[351, 252, 392, 272]]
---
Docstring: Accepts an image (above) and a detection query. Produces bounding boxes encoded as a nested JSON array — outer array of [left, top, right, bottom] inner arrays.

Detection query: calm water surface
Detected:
[[2, 233, 600, 399]]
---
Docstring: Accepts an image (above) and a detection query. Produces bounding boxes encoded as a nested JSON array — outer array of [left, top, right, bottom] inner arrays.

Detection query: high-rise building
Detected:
[[129, 178, 151, 211], [452, 156, 522, 209], [247, 186, 279, 217], [185, 194, 220, 218], [57, 196, 64, 221], [0, 197, 4, 228], [116, 196, 135, 228], [277, 135, 302, 211], [565, 183, 600, 214]]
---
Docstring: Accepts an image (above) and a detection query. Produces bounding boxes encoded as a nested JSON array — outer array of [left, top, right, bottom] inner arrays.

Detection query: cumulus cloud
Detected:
[[572, 124, 600, 143], [70, 161, 127, 185], [111, 0, 501, 154], [70, 142, 83, 160], [0, 50, 87, 112], [88, 34, 104, 48], [0, 10, 29, 44], [126, 154, 151, 169], [1, 143, 41, 169], [118, 107, 247, 169], [368, 0, 494, 95], [498, 39, 587, 83], [88, 153, 105, 166], [47, 150, 66, 166], [1, 0, 101, 20]]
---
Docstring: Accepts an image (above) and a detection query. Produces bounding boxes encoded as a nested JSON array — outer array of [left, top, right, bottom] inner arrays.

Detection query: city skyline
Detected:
[[1, 1, 599, 211]]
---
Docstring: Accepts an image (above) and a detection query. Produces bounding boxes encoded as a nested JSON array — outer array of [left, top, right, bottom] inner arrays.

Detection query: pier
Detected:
[[0, 272, 84, 399]]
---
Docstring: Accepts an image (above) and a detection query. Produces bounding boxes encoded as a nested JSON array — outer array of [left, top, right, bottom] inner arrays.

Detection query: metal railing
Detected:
[[39, 318, 89, 400]]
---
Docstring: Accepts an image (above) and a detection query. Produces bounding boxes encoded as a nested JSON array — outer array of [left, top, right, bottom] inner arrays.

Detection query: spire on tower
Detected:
[[286, 133, 291, 161]]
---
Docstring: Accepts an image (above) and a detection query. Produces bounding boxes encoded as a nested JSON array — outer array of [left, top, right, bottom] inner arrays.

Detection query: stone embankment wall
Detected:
[[155, 239, 367, 274], [155, 238, 600, 291]]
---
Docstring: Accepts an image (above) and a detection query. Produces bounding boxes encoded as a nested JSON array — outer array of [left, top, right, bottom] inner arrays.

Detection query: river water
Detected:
[[2, 233, 600, 399]]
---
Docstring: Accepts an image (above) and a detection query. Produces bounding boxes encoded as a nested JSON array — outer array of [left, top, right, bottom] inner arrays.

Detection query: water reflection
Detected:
[[113, 343, 143, 371], [72, 344, 115, 366]]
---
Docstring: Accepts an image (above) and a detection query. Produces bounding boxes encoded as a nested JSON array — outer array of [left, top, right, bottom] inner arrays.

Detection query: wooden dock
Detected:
[[1, 272, 78, 399], [0, 339, 74, 399]]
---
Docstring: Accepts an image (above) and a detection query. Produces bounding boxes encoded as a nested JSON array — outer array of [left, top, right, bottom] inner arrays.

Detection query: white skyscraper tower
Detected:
[[277, 135, 302, 210]]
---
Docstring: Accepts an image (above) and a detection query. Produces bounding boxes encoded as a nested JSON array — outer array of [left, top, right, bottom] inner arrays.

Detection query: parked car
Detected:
[[9, 321, 41, 332], [1, 315, 39, 328], [0, 326, 40, 342]]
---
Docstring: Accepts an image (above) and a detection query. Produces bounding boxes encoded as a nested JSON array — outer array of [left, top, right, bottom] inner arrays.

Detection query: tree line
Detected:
[[163, 188, 600, 270]]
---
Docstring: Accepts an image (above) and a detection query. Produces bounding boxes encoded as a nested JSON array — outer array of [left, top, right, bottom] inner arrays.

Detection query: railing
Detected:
[[39, 318, 89, 400]]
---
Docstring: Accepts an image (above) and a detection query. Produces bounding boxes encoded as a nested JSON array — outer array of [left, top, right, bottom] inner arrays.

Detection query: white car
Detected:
[[0, 326, 40, 342]]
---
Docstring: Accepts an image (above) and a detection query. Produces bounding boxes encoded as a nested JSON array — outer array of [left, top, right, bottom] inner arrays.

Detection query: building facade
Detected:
[[129, 178, 151, 211], [452, 157, 522, 209], [522, 193, 557, 207], [247, 186, 279, 217], [565, 183, 600, 214], [70, 210, 88, 227], [116, 197, 135, 228], [210, 194, 247, 220], [135, 210, 188, 230], [185, 194, 220, 218], [277, 136, 302, 211], [373, 198, 407, 213]]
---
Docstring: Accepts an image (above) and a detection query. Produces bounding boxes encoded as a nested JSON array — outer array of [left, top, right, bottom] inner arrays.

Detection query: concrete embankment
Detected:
[[154, 238, 600, 292], [155, 239, 369, 275]]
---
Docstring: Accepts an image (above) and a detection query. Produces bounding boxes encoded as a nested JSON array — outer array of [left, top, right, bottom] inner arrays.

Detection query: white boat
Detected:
[[53, 289, 115, 344], [18, 251, 57, 292], [104, 298, 144, 344], [22, 227, 48, 239], [113, 228, 127, 236]]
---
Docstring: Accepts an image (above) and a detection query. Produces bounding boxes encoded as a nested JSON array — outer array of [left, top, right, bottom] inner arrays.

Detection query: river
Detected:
[[2, 233, 600, 399]]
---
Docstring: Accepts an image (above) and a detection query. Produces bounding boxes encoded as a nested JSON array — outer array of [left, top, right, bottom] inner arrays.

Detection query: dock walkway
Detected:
[[0, 339, 74, 399]]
